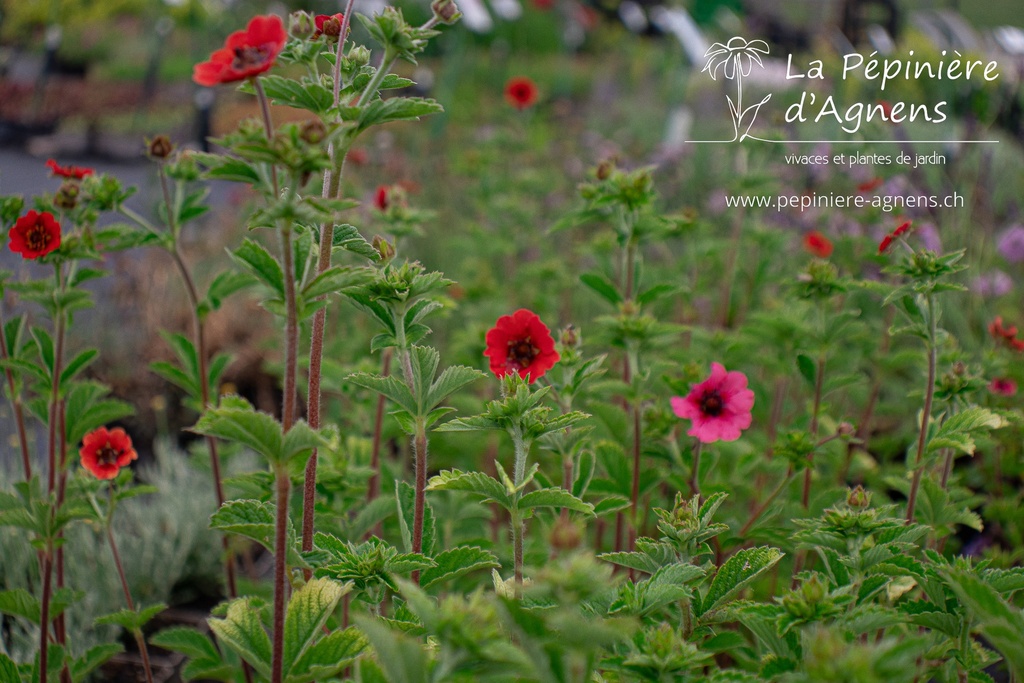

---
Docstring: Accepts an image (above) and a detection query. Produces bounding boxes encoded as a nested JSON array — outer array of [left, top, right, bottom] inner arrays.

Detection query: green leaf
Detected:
[[63, 382, 134, 446], [231, 239, 284, 297], [424, 365, 485, 417], [301, 266, 373, 300], [943, 568, 1024, 678], [210, 499, 307, 568], [0, 652, 18, 683], [150, 627, 221, 661], [70, 643, 123, 682], [355, 616, 428, 683], [206, 271, 257, 310], [796, 354, 816, 387], [927, 407, 1008, 456], [700, 547, 784, 618], [59, 349, 98, 388], [283, 578, 347, 678], [426, 469, 512, 511], [395, 481, 436, 556], [289, 627, 366, 683], [347, 373, 416, 417], [0, 588, 41, 623], [580, 272, 623, 305], [209, 598, 273, 680], [94, 603, 166, 631], [255, 74, 334, 114], [419, 546, 499, 589], [518, 488, 595, 516], [357, 97, 443, 133], [331, 224, 380, 262]]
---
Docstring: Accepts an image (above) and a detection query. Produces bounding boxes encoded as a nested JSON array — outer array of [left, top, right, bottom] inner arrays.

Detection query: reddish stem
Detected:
[[366, 349, 393, 539], [271, 470, 290, 683], [107, 520, 155, 683]]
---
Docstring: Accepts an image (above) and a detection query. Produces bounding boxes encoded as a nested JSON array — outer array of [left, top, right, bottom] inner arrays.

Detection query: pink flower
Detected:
[[671, 362, 755, 443], [989, 378, 1017, 397]]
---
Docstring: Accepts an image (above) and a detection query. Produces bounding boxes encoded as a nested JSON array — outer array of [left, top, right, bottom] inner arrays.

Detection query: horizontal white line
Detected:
[[687, 139, 999, 144]]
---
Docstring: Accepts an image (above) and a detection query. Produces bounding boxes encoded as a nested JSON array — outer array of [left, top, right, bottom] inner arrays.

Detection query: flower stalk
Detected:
[[905, 293, 938, 525]]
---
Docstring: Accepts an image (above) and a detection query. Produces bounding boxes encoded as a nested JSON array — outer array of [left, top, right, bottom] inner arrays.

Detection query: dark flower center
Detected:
[[513, 85, 530, 100], [25, 224, 51, 252], [232, 45, 272, 70], [700, 390, 724, 417], [96, 444, 121, 467], [507, 337, 539, 370]]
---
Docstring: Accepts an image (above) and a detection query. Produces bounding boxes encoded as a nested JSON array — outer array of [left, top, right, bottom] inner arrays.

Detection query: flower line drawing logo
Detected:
[[702, 36, 773, 142]]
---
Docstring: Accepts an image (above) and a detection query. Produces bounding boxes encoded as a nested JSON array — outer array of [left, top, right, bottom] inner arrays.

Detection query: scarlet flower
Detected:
[[374, 185, 390, 211], [670, 362, 755, 443], [484, 309, 560, 383], [8, 210, 61, 260], [193, 15, 288, 87], [80, 427, 138, 480], [989, 317, 1024, 352], [313, 13, 345, 40], [878, 220, 912, 254], [989, 377, 1017, 397], [46, 159, 94, 180], [532, 0, 555, 10], [802, 231, 833, 258], [858, 178, 883, 193], [878, 100, 894, 120], [505, 77, 539, 110]]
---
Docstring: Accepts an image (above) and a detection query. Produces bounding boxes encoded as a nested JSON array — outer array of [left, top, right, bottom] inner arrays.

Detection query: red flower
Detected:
[[193, 15, 288, 87], [313, 13, 345, 40], [857, 177, 883, 193], [8, 210, 61, 260], [374, 185, 390, 211], [80, 427, 138, 480], [878, 220, 912, 254], [989, 377, 1018, 397], [484, 309, 560, 383], [46, 159, 93, 180], [990, 317, 1024, 352], [670, 363, 755, 443], [878, 100, 894, 120], [505, 77, 538, 110], [803, 231, 833, 258], [532, 0, 555, 10]]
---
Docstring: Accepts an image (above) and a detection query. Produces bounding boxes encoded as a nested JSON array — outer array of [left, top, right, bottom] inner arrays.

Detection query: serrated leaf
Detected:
[[354, 616, 427, 683], [231, 239, 284, 297], [70, 643, 122, 681], [289, 627, 367, 683], [150, 626, 220, 661], [518, 488, 595, 515], [700, 547, 784, 617], [579, 272, 622, 305], [209, 598, 273, 680], [283, 578, 346, 677], [331, 224, 379, 261], [425, 469, 511, 510], [357, 97, 443, 133], [395, 480, 437, 556], [94, 603, 166, 631], [927, 407, 1008, 456], [348, 373, 416, 417], [796, 354, 816, 386], [419, 547, 499, 588], [210, 499, 307, 568], [944, 569, 1024, 678]]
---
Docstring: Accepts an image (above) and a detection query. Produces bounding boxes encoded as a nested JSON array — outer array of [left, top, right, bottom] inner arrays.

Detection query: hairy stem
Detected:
[[367, 349, 393, 538], [739, 471, 798, 537], [411, 422, 428, 584], [906, 295, 937, 525], [689, 441, 703, 501], [511, 426, 529, 594], [271, 469, 290, 683], [107, 513, 155, 683], [802, 355, 825, 509]]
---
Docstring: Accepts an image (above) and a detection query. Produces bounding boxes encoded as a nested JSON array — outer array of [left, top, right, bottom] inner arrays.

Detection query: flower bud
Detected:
[[846, 485, 870, 509], [289, 11, 315, 39], [146, 134, 174, 160], [836, 422, 855, 437], [299, 119, 327, 145], [560, 324, 579, 349], [166, 150, 201, 182], [347, 45, 371, 67], [53, 181, 79, 210], [431, 0, 462, 24], [596, 159, 614, 180], [549, 516, 582, 552], [372, 235, 395, 263]]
